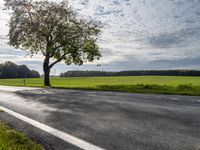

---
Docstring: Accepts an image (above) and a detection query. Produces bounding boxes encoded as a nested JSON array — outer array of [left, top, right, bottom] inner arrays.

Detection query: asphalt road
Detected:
[[0, 86, 199, 150]]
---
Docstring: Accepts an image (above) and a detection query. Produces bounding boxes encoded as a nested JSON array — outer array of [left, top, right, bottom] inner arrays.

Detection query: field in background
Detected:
[[0, 76, 200, 95]]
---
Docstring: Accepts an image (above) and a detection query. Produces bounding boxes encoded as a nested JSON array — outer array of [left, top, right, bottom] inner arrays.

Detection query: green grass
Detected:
[[0, 76, 200, 95], [0, 122, 43, 150]]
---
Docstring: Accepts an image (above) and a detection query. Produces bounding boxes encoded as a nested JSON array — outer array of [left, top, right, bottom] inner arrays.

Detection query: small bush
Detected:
[[177, 84, 193, 91], [97, 84, 200, 95]]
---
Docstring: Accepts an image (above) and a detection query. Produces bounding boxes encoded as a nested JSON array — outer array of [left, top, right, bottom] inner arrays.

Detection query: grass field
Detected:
[[0, 122, 43, 150], [0, 76, 200, 95]]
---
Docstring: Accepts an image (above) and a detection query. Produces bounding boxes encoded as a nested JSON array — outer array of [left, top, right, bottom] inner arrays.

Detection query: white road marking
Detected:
[[0, 106, 106, 150]]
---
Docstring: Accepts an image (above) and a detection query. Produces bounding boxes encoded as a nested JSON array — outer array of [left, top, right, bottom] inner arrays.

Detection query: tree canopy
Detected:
[[0, 61, 40, 78], [60, 70, 200, 77], [4, 0, 102, 86]]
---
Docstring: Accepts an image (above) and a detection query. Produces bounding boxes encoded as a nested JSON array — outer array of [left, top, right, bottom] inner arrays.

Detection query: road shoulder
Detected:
[[0, 111, 82, 150]]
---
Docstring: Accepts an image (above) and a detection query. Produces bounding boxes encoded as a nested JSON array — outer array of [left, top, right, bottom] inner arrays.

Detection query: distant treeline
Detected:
[[60, 70, 200, 77], [0, 61, 40, 78]]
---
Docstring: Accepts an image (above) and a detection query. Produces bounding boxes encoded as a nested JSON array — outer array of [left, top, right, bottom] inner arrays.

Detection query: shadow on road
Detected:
[[12, 88, 200, 150]]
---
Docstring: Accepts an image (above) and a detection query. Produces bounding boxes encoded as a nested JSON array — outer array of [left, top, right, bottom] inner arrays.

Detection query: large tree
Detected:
[[4, 0, 101, 86]]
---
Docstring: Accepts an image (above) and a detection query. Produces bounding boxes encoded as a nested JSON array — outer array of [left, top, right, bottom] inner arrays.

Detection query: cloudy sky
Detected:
[[0, 0, 200, 74]]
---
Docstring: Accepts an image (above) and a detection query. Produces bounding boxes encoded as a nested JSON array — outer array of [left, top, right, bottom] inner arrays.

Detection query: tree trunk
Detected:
[[43, 57, 51, 86]]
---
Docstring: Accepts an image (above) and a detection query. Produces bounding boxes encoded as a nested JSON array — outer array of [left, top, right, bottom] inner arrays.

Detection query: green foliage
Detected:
[[97, 84, 200, 95], [60, 70, 200, 77], [0, 61, 40, 78], [4, 0, 101, 86], [0, 76, 199, 95], [0, 122, 43, 150], [4, 0, 102, 66], [177, 84, 193, 91]]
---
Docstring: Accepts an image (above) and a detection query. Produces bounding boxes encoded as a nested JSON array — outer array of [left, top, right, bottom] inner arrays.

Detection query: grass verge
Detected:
[[0, 76, 199, 96], [51, 84, 200, 96], [0, 122, 44, 150], [94, 84, 200, 96]]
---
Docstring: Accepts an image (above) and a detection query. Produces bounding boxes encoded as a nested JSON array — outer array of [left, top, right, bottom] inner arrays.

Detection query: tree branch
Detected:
[[23, 2, 34, 24], [49, 52, 69, 68]]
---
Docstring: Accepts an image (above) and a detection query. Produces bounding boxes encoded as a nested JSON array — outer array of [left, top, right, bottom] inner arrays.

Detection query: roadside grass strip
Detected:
[[0, 106, 105, 150], [0, 76, 200, 96], [0, 121, 43, 150]]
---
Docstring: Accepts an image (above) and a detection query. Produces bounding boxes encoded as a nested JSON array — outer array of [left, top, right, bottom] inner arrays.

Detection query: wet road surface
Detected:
[[0, 86, 199, 150]]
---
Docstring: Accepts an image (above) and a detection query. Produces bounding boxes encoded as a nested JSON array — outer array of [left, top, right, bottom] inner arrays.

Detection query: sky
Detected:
[[0, 0, 200, 74]]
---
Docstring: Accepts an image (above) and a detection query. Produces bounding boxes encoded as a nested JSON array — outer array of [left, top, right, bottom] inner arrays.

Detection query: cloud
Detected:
[[146, 27, 200, 49], [0, 0, 200, 73], [147, 56, 200, 70]]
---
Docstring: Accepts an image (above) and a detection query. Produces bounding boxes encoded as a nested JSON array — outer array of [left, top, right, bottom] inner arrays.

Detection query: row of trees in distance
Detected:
[[0, 61, 40, 78], [60, 70, 200, 77]]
